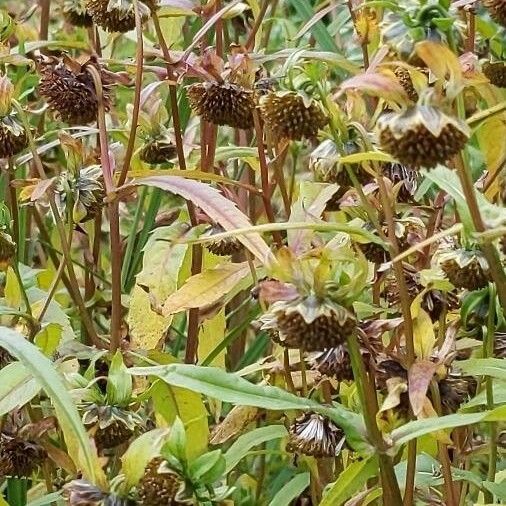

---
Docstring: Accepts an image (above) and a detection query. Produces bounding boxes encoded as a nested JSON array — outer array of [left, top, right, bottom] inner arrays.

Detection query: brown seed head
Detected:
[[483, 0, 506, 27], [85, 0, 149, 32], [483, 61, 506, 88], [137, 457, 185, 505]]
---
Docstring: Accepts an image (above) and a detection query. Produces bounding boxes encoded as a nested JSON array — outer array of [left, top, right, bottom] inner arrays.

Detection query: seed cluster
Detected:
[[260, 91, 328, 140], [137, 458, 184, 505], [93, 419, 134, 450], [85, 0, 147, 32], [0, 117, 27, 158], [38, 58, 112, 125], [441, 257, 489, 291], [312, 344, 353, 381], [140, 137, 177, 165], [483, 0, 506, 27], [0, 434, 46, 478], [187, 82, 255, 129], [394, 67, 418, 102], [63, 0, 93, 27], [483, 61, 506, 88]]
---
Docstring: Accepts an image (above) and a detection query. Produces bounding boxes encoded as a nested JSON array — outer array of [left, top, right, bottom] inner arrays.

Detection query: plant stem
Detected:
[[347, 333, 403, 505], [118, 0, 144, 187], [87, 65, 123, 352], [484, 283, 497, 503], [246, 0, 270, 50]]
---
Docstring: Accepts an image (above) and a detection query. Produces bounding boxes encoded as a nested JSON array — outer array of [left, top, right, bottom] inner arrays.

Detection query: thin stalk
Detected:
[[347, 334, 403, 505], [39, 0, 50, 40], [12, 101, 101, 346], [465, 7, 476, 53], [7, 164, 19, 247], [38, 255, 65, 322], [484, 284, 497, 503], [118, 0, 144, 187], [283, 349, 297, 394], [252, 109, 283, 247], [246, 0, 270, 50], [87, 66, 122, 352], [152, 9, 202, 363], [454, 151, 506, 315]]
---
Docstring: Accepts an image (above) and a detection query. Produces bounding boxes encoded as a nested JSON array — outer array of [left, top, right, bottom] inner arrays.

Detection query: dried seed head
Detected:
[[286, 412, 345, 458], [260, 91, 328, 141], [440, 249, 490, 291], [38, 56, 112, 125], [377, 106, 470, 168], [63, 0, 93, 27], [55, 166, 105, 223], [394, 67, 418, 102], [375, 358, 407, 391], [311, 344, 353, 382], [438, 374, 476, 414], [0, 434, 46, 478], [382, 162, 418, 202], [140, 136, 177, 165], [137, 457, 186, 505], [85, 0, 150, 32], [0, 231, 16, 271], [483, 0, 506, 27], [0, 116, 27, 158], [204, 224, 243, 256], [483, 61, 506, 88], [187, 82, 255, 129], [260, 296, 357, 351], [63, 479, 106, 506], [82, 404, 143, 450]]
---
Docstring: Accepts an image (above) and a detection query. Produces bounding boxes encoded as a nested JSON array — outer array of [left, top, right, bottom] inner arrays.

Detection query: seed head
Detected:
[[259, 91, 328, 141], [377, 106, 469, 168], [483, 0, 506, 27], [187, 82, 255, 129], [311, 344, 353, 382], [0, 434, 46, 478], [63, 0, 93, 27], [483, 61, 506, 88], [394, 67, 418, 102], [440, 249, 490, 291], [140, 136, 177, 165], [137, 457, 186, 505], [86, 0, 150, 32]]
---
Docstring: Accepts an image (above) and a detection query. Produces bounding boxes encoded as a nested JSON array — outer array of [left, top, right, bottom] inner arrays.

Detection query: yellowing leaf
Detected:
[[34, 322, 63, 356], [198, 309, 226, 367], [411, 297, 436, 360], [210, 405, 259, 445], [162, 262, 253, 316], [4, 266, 21, 309], [151, 380, 209, 459], [477, 117, 506, 188], [128, 223, 189, 350]]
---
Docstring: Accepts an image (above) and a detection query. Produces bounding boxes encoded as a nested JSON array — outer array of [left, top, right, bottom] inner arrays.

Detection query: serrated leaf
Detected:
[[161, 262, 253, 316]]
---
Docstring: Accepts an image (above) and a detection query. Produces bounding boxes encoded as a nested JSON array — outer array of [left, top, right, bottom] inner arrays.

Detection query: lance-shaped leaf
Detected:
[[0, 362, 41, 416], [0, 327, 106, 487], [129, 364, 369, 453], [129, 176, 275, 265], [408, 360, 436, 417], [340, 72, 409, 105]]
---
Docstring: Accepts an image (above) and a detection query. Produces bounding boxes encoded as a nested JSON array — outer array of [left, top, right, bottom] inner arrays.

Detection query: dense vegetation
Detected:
[[0, 0, 505, 504]]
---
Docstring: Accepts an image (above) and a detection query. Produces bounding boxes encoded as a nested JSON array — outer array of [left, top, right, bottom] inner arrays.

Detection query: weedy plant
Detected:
[[0, 0, 506, 505]]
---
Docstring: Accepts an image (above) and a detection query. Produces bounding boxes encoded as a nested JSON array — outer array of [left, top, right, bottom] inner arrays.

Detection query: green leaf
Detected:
[[106, 351, 133, 407], [483, 480, 506, 501], [0, 326, 106, 487], [0, 362, 41, 416], [130, 364, 368, 452], [26, 492, 64, 506], [459, 358, 506, 381], [163, 417, 187, 463], [224, 425, 287, 473], [269, 473, 310, 506], [120, 428, 171, 492], [286, 0, 339, 52], [320, 456, 378, 506], [189, 450, 226, 484], [34, 323, 62, 357]]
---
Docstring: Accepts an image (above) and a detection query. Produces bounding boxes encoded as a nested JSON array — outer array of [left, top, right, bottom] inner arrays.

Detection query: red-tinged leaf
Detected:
[[408, 360, 436, 417], [339, 72, 409, 104], [256, 279, 299, 304], [130, 176, 274, 265]]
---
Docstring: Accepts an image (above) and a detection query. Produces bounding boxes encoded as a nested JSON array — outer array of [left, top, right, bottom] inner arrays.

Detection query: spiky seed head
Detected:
[[140, 136, 177, 164], [286, 412, 345, 458], [311, 344, 353, 382], [0, 231, 15, 271], [63, 0, 93, 27], [187, 82, 255, 129], [0, 434, 46, 478], [440, 249, 490, 291], [483, 61, 506, 88], [38, 56, 112, 125], [260, 296, 357, 351], [259, 91, 328, 141], [85, 0, 150, 32], [438, 374, 476, 414], [483, 0, 506, 27], [137, 457, 186, 505], [394, 67, 418, 102], [204, 224, 243, 256], [0, 116, 27, 158], [377, 106, 470, 168], [382, 162, 418, 202]]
